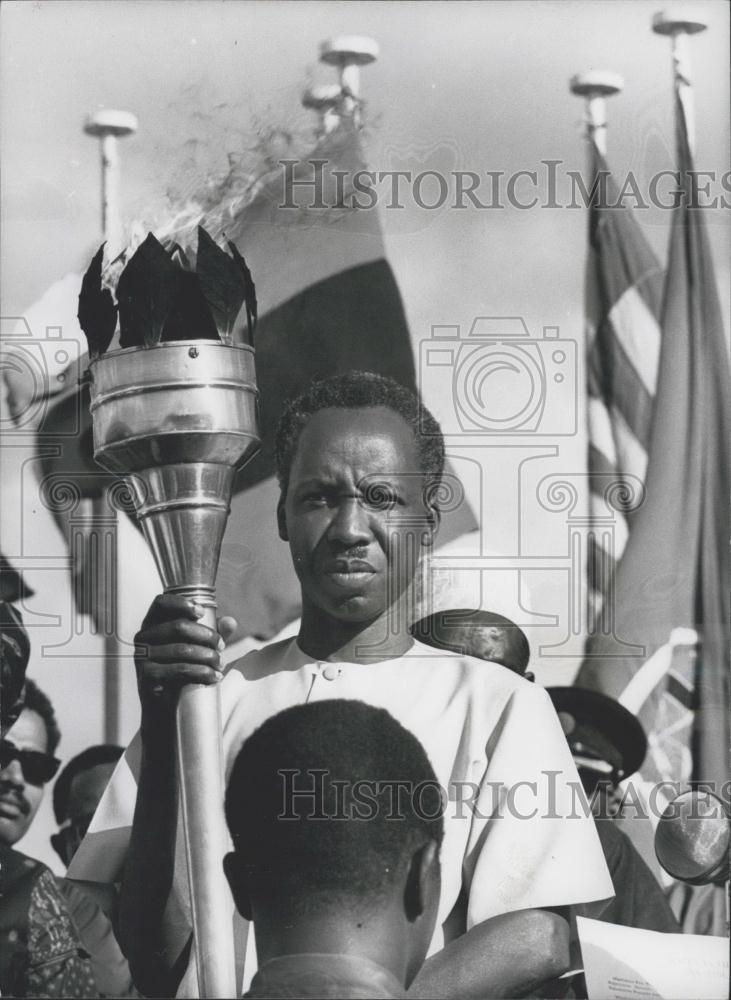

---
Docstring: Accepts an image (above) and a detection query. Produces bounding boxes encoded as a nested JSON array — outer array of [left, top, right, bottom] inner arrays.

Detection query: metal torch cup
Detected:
[[88, 340, 260, 998]]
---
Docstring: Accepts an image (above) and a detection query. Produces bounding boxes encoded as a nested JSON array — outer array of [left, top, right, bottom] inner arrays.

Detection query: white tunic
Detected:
[[72, 637, 614, 995], [220, 637, 614, 938]]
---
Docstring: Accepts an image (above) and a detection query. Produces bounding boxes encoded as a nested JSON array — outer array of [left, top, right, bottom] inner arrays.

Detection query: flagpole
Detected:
[[83, 110, 137, 744], [569, 71, 624, 156], [652, 7, 729, 813], [319, 36, 378, 125], [83, 111, 138, 261], [569, 71, 623, 643], [652, 7, 708, 157]]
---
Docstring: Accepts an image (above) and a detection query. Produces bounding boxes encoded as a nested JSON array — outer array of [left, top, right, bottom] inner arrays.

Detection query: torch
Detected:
[[78, 227, 260, 998]]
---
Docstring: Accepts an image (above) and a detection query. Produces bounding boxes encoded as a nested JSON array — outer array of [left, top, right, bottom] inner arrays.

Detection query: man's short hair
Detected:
[[274, 371, 445, 498], [225, 699, 444, 916], [21, 678, 61, 755], [52, 744, 124, 824]]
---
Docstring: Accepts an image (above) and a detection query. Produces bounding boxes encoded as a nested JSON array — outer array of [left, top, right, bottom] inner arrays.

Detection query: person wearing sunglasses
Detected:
[[0, 678, 98, 997], [0, 678, 61, 848]]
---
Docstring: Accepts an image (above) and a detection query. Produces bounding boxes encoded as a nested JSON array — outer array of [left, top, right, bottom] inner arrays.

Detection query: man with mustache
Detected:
[[108, 372, 613, 998], [0, 680, 98, 997]]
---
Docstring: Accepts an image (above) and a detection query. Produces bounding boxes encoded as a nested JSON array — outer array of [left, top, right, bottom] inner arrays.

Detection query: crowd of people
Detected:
[[0, 373, 720, 998]]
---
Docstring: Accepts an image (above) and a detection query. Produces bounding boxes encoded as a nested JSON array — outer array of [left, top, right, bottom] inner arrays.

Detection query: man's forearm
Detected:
[[408, 908, 570, 999], [119, 715, 189, 998]]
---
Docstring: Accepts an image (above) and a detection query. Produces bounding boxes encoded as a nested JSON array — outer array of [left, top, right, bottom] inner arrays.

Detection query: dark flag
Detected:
[[37, 121, 477, 642]]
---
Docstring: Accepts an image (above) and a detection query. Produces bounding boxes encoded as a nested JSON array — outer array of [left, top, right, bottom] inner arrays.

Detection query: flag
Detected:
[[583, 141, 664, 631], [37, 120, 477, 643], [0, 554, 35, 602], [578, 141, 691, 787], [577, 101, 731, 792]]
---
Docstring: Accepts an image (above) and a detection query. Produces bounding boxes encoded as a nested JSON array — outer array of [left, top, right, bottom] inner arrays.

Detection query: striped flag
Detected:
[[583, 140, 664, 634], [577, 104, 731, 791]]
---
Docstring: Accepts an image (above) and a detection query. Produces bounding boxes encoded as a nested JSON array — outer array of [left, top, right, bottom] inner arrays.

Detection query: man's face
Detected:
[[0, 709, 47, 847], [280, 407, 436, 628], [54, 762, 117, 866]]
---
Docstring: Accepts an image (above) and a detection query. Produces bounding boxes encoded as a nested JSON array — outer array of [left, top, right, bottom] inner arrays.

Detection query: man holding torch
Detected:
[[118, 371, 613, 998]]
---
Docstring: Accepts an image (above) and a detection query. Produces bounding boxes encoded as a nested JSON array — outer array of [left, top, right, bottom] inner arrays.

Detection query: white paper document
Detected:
[[577, 916, 729, 1000]]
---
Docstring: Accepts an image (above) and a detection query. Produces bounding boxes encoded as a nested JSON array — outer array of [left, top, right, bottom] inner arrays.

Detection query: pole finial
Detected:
[[569, 71, 624, 156], [83, 109, 138, 138], [652, 7, 708, 35], [319, 35, 379, 75], [83, 109, 138, 256], [652, 8, 707, 156], [319, 36, 379, 123], [569, 71, 624, 98]]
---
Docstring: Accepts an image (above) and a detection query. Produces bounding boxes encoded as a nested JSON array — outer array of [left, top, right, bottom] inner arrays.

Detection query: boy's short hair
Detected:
[[274, 371, 445, 498], [225, 699, 444, 915]]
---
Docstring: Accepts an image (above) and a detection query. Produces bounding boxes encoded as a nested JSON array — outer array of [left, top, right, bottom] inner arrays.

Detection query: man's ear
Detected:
[[277, 495, 289, 542], [403, 839, 439, 923], [223, 851, 253, 922], [422, 499, 441, 550]]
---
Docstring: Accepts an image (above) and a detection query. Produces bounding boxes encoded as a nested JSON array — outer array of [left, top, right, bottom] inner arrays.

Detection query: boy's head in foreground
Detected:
[[224, 699, 443, 987]]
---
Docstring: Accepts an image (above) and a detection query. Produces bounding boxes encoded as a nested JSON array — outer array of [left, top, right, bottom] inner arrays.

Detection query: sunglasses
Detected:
[[0, 739, 61, 786]]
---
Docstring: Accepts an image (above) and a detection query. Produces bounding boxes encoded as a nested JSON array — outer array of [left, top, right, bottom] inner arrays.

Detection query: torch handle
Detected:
[[175, 600, 237, 998]]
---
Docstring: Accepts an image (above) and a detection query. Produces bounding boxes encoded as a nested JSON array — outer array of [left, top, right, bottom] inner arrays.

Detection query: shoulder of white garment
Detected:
[[222, 637, 538, 694], [401, 645, 566, 767], [407, 640, 537, 694], [223, 636, 298, 682], [218, 636, 548, 742]]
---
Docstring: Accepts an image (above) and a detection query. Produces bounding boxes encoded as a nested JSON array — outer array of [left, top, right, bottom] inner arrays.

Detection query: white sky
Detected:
[[1, 0, 729, 320]]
